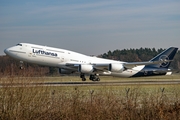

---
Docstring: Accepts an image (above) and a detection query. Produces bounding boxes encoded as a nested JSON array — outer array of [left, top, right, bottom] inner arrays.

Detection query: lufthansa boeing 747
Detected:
[[4, 43, 178, 81]]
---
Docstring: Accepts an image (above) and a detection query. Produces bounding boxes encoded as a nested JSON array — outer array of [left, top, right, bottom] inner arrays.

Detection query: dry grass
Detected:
[[0, 76, 180, 120]]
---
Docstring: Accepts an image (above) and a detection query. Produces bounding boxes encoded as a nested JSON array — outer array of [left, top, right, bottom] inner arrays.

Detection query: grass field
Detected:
[[1, 73, 180, 83], [0, 75, 180, 119]]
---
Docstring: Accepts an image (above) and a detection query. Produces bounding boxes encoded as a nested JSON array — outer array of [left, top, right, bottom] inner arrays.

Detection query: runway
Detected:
[[43, 80, 180, 86], [1, 79, 180, 87]]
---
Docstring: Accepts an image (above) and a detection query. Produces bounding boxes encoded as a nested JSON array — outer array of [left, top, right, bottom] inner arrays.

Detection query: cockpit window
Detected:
[[16, 43, 22, 46]]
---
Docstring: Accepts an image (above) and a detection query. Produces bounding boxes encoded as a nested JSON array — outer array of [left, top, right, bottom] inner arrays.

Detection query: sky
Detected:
[[0, 0, 180, 55]]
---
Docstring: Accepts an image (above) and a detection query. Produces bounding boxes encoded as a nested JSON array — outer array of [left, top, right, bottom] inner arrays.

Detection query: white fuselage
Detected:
[[4, 43, 145, 77]]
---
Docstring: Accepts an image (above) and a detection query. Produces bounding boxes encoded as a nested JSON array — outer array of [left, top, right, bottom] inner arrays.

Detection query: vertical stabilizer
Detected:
[[148, 47, 178, 68]]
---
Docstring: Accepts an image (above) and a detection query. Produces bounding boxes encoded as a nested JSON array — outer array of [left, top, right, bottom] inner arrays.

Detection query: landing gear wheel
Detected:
[[89, 74, 100, 81], [19, 61, 24, 69], [80, 73, 86, 81], [82, 78, 86, 81]]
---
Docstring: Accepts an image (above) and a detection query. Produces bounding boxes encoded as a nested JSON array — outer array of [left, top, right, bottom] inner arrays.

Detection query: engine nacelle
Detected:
[[59, 68, 74, 74], [79, 64, 94, 73], [109, 63, 124, 73]]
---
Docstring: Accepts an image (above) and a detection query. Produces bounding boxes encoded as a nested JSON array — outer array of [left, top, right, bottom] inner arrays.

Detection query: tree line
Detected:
[[0, 55, 50, 77], [0, 47, 180, 77]]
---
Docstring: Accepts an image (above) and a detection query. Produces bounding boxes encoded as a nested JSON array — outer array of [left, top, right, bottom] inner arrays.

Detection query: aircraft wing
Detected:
[[123, 61, 155, 69], [64, 63, 109, 72], [93, 64, 109, 71], [65, 63, 80, 70], [93, 60, 173, 71], [123, 60, 173, 69], [64, 59, 172, 72]]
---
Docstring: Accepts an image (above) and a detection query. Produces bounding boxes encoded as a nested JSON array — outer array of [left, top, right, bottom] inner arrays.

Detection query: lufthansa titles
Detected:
[[32, 49, 58, 57]]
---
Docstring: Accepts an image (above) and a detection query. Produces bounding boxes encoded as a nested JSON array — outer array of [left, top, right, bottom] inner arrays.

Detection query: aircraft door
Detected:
[[61, 56, 65, 62]]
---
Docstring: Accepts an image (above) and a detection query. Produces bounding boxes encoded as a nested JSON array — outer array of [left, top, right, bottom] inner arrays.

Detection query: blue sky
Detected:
[[1, 0, 180, 55]]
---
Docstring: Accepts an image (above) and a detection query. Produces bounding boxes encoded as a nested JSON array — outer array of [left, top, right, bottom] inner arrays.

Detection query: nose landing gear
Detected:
[[19, 61, 24, 69]]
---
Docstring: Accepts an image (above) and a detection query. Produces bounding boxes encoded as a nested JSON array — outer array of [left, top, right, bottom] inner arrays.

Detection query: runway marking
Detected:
[[1, 80, 180, 87]]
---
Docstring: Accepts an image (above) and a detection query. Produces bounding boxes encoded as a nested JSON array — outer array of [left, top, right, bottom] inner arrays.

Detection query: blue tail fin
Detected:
[[148, 47, 178, 68]]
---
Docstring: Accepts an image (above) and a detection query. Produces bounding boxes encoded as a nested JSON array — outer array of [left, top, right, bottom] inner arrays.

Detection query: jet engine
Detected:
[[109, 63, 124, 73], [79, 64, 94, 73], [59, 68, 74, 74]]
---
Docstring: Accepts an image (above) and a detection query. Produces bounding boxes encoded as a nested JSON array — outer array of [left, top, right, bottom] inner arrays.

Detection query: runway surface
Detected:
[[1, 79, 180, 87], [43, 80, 180, 86]]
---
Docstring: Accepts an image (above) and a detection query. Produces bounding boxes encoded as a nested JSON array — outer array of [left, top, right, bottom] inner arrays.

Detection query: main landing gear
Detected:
[[80, 73, 100, 81], [89, 74, 100, 81], [80, 73, 86, 81]]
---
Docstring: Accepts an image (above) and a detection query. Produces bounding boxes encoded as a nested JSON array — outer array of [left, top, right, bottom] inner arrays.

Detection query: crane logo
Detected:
[[159, 55, 169, 67]]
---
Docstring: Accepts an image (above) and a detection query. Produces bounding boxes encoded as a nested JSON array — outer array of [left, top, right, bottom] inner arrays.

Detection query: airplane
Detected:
[[4, 43, 178, 81]]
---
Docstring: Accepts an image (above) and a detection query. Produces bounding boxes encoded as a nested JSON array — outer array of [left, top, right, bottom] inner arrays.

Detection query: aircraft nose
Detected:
[[4, 48, 12, 56], [4, 48, 9, 55]]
